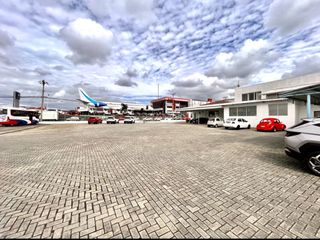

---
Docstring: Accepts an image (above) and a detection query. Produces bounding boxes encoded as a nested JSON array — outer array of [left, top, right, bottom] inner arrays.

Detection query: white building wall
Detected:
[[223, 100, 297, 128], [296, 100, 320, 120], [235, 73, 320, 101]]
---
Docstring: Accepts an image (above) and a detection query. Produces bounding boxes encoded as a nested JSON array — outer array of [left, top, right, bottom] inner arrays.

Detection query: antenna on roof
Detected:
[[237, 79, 240, 88]]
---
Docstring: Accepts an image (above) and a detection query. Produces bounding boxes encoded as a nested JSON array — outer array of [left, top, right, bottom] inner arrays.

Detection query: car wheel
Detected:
[[305, 152, 320, 176], [247, 124, 250, 129], [225, 127, 229, 129], [273, 127, 277, 132], [215, 124, 218, 128], [283, 125, 286, 131], [236, 125, 240, 130]]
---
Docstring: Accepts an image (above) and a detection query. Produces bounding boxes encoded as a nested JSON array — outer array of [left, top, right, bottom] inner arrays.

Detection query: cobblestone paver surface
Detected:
[[0, 123, 320, 238]]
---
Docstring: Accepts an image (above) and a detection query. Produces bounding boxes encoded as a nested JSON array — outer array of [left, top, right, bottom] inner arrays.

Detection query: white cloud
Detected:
[[170, 73, 236, 100], [206, 39, 276, 79], [282, 55, 320, 79], [0, 29, 15, 48], [53, 89, 66, 97], [60, 18, 114, 65], [265, 0, 320, 36], [85, 0, 156, 25]]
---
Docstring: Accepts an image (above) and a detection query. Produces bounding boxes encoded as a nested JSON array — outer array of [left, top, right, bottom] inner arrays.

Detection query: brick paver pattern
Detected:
[[0, 123, 320, 238]]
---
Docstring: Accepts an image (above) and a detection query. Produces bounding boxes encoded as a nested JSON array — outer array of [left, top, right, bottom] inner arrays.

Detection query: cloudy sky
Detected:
[[0, 0, 320, 108]]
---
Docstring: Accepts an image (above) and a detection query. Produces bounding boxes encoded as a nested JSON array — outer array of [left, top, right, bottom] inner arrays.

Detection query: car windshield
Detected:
[[125, 117, 130, 119], [261, 119, 271, 123], [107, 117, 114, 119]]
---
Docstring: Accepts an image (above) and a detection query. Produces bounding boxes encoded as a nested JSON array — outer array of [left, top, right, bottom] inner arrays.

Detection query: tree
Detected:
[[120, 103, 128, 114]]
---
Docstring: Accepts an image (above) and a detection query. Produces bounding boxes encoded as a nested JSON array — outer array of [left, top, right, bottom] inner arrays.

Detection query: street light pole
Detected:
[[39, 80, 48, 121]]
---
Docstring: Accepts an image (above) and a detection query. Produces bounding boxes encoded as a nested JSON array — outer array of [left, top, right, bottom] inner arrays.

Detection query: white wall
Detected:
[[223, 100, 297, 128], [296, 100, 320, 120], [235, 73, 320, 102]]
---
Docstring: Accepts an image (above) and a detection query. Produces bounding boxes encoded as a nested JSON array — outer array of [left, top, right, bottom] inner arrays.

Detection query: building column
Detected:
[[307, 94, 312, 119]]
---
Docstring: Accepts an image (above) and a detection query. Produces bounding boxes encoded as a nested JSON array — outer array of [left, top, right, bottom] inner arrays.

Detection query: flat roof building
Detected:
[[180, 72, 320, 127], [151, 97, 209, 114]]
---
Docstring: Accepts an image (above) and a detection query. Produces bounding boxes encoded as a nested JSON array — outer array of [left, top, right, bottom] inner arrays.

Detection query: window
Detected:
[[278, 104, 288, 116], [0, 109, 7, 114], [247, 106, 257, 116], [268, 103, 288, 116], [269, 104, 277, 115], [238, 107, 247, 116], [241, 92, 261, 101], [242, 94, 248, 101], [11, 110, 30, 116], [256, 92, 261, 100], [229, 106, 256, 116], [230, 107, 237, 116]]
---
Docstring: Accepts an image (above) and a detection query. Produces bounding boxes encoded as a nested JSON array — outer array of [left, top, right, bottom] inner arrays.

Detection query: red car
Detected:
[[256, 118, 286, 132], [88, 117, 103, 124]]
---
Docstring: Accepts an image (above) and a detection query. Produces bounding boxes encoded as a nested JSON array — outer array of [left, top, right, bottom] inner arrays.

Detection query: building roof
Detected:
[[151, 97, 190, 103], [278, 83, 320, 98], [201, 99, 234, 105], [262, 83, 319, 95]]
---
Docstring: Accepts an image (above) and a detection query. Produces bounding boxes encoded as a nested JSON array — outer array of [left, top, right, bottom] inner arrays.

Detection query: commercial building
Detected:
[[78, 101, 153, 115], [151, 97, 207, 114], [180, 72, 320, 127]]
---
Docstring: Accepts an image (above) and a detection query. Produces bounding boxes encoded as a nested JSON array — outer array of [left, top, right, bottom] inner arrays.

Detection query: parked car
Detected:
[[143, 117, 153, 121], [106, 116, 119, 124], [189, 117, 209, 124], [66, 116, 80, 121], [223, 117, 251, 129], [87, 117, 102, 124], [124, 116, 135, 124], [183, 116, 191, 122], [284, 118, 320, 176], [256, 118, 286, 131], [207, 117, 224, 128]]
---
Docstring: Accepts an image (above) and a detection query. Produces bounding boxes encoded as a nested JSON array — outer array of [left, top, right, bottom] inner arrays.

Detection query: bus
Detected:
[[0, 107, 39, 126]]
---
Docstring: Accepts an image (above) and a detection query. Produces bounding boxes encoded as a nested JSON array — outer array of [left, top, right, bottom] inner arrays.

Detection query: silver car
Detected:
[[284, 118, 320, 176], [106, 116, 119, 124], [207, 117, 223, 128]]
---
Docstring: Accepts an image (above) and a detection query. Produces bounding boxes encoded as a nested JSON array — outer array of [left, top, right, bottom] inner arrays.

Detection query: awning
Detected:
[[279, 84, 320, 105]]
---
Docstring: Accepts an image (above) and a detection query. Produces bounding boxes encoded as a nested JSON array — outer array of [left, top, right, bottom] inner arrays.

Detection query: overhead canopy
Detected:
[[279, 84, 320, 105]]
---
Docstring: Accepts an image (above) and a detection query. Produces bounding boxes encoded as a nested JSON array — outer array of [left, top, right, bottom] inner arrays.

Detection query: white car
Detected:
[[223, 117, 251, 129], [143, 117, 153, 121], [207, 117, 224, 128], [66, 116, 80, 121], [106, 116, 119, 124], [285, 118, 320, 176], [124, 116, 135, 124]]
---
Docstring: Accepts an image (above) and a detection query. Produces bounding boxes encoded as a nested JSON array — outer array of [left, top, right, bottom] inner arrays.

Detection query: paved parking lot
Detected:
[[0, 123, 320, 238]]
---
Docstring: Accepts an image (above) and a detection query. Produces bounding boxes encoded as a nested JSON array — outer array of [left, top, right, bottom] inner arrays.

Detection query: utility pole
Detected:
[[39, 80, 48, 121], [157, 83, 159, 99]]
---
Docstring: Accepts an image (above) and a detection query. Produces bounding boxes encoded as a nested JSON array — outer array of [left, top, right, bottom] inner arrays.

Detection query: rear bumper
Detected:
[[256, 126, 273, 131], [223, 124, 235, 128], [285, 147, 303, 160]]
